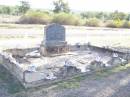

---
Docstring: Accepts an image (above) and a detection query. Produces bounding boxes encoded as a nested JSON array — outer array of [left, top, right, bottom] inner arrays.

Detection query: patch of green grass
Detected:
[[57, 81, 80, 89], [92, 63, 130, 80], [57, 63, 130, 86], [56, 75, 86, 89], [72, 75, 86, 82], [49, 63, 130, 90], [111, 64, 130, 72]]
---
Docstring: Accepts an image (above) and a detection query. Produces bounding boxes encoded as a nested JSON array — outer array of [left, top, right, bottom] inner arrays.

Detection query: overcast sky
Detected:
[[0, 0, 130, 12]]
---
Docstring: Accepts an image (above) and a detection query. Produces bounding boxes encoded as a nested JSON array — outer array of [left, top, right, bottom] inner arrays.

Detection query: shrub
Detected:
[[105, 20, 123, 28], [85, 18, 100, 27], [122, 21, 130, 28], [52, 12, 84, 26], [18, 10, 52, 24], [105, 20, 117, 28]]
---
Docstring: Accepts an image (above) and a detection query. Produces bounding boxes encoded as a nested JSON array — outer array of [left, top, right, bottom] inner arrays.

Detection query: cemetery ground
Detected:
[[1, 24, 130, 97], [1, 24, 130, 50], [1, 62, 130, 97]]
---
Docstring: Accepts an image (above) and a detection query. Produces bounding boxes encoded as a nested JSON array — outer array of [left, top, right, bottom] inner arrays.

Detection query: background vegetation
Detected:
[[0, 0, 130, 28]]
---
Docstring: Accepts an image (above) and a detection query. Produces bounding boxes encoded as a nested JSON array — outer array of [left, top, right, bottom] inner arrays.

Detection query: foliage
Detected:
[[52, 12, 83, 25], [81, 12, 95, 19], [0, 5, 11, 14], [111, 10, 126, 20], [81, 11, 110, 20], [105, 20, 123, 28], [18, 10, 52, 24], [1, 6, 11, 14], [105, 20, 130, 28], [126, 14, 130, 21], [85, 18, 100, 27], [53, 0, 70, 13], [122, 21, 130, 28], [81, 11, 128, 22], [0, 1, 30, 15], [18, 1, 30, 14], [1, 3, 130, 28]]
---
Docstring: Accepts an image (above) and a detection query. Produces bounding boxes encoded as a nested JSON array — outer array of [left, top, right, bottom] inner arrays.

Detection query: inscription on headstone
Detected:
[[44, 23, 65, 42]]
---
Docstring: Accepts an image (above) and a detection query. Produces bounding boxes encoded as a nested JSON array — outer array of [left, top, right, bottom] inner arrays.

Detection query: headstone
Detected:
[[45, 23, 65, 42], [40, 23, 68, 56]]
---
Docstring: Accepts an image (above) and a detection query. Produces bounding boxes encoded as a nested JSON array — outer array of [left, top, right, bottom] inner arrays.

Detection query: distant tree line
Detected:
[[0, 0, 130, 28], [81, 11, 130, 21], [0, 1, 30, 15]]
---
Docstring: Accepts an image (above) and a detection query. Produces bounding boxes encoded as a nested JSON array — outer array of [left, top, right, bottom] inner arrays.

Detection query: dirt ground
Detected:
[[1, 27, 130, 50], [54, 68, 130, 97], [0, 64, 130, 97]]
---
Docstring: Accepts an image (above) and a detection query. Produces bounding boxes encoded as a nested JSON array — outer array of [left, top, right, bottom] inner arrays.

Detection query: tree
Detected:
[[53, 0, 70, 13], [111, 10, 126, 20], [80, 12, 94, 19], [2, 6, 11, 14], [126, 14, 130, 21], [18, 1, 30, 14], [12, 6, 20, 15]]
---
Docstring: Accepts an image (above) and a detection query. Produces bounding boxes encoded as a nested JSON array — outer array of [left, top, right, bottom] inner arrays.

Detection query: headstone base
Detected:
[[40, 45, 69, 56]]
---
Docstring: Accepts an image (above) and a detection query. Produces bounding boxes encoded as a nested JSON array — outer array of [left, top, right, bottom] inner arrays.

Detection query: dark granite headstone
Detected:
[[40, 23, 68, 56], [43, 23, 66, 47], [44, 23, 65, 42]]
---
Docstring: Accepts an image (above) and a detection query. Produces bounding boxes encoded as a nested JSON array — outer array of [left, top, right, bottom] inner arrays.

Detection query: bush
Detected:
[[85, 18, 100, 27], [122, 21, 130, 28], [105, 20, 117, 28], [18, 10, 52, 24], [105, 20, 123, 28], [52, 12, 84, 26]]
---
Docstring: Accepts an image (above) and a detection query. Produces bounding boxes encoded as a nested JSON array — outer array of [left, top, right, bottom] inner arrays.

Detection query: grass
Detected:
[[28, 63, 130, 92], [0, 62, 130, 94], [57, 75, 86, 89], [0, 35, 38, 39], [92, 63, 130, 80], [55, 63, 130, 89], [57, 81, 80, 89], [0, 23, 44, 29]]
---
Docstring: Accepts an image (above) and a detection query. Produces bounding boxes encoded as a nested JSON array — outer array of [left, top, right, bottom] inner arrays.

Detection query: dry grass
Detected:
[[0, 23, 44, 29]]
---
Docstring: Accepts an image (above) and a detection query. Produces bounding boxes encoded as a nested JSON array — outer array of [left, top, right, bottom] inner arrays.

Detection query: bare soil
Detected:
[[1, 27, 130, 50], [1, 64, 130, 97]]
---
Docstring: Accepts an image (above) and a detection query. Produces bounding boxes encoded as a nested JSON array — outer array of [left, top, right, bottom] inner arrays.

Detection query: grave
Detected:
[[40, 23, 68, 56], [0, 23, 130, 88]]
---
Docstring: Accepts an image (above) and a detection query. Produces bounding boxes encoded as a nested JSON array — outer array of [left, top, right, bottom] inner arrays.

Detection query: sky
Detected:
[[0, 0, 130, 12]]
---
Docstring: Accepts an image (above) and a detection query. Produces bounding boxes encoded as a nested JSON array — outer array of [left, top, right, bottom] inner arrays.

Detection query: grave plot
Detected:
[[0, 23, 130, 88], [0, 45, 129, 88]]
